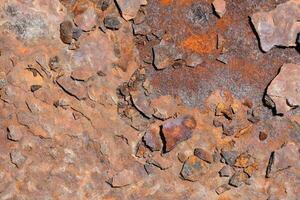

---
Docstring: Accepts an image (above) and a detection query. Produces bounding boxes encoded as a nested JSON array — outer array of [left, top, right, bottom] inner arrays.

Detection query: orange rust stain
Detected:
[[181, 33, 217, 54], [179, 13, 233, 53], [178, 0, 191, 5], [160, 0, 172, 6], [189, 155, 198, 164], [218, 196, 233, 200], [18, 47, 30, 55]]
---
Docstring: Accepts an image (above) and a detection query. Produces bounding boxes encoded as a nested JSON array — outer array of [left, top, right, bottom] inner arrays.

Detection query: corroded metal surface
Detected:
[[0, 0, 299, 199]]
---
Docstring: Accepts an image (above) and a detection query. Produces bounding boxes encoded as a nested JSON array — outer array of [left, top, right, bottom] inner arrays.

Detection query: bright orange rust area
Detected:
[[234, 154, 251, 168], [180, 14, 234, 54], [181, 33, 217, 54], [160, 0, 172, 6], [188, 155, 198, 165]]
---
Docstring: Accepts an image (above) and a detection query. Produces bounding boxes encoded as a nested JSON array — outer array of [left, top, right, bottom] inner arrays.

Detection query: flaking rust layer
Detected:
[[0, 0, 299, 199]]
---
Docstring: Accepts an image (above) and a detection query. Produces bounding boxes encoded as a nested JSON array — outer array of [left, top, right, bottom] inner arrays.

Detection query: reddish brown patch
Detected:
[[183, 116, 197, 129], [194, 148, 213, 163], [143, 123, 163, 151], [228, 58, 265, 86], [178, 0, 196, 5], [72, 0, 92, 16], [259, 131, 268, 141], [162, 115, 196, 152], [215, 15, 234, 31]]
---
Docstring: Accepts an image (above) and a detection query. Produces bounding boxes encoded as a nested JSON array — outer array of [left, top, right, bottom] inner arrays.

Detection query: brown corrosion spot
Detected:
[[162, 115, 196, 152], [143, 122, 163, 151], [183, 116, 197, 129], [180, 33, 217, 54], [259, 131, 268, 141], [72, 0, 93, 16], [215, 15, 234, 31]]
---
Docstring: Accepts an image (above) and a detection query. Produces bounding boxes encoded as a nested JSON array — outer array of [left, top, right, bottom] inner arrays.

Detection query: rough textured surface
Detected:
[[180, 155, 206, 182], [150, 95, 177, 119], [104, 16, 122, 30], [74, 3, 98, 31], [212, 0, 226, 18], [152, 40, 182, 69], [146, 0, 300, 107], [266, 63, 300, 114], [0, 0, 299, 199], [251, 0, 300, 52], [60, 20, 74, 44], [162, 115, 196, 152], [185, 52, 203, 67], [143, 122, 162, 151], [115, 0, 147, 20]]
